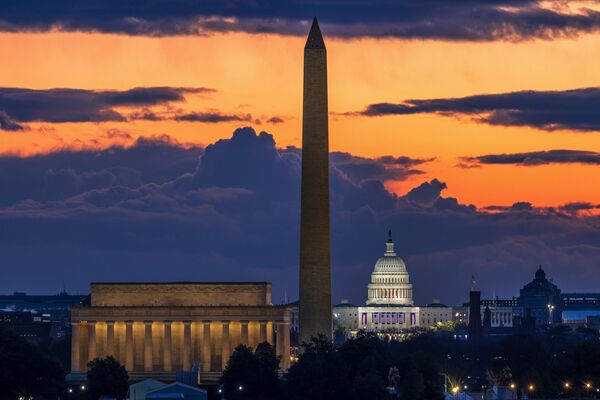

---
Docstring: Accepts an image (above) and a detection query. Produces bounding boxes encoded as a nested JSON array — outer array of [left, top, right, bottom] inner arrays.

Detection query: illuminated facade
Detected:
[[334, 232, 453, 337], [68, 282, 291, 383]]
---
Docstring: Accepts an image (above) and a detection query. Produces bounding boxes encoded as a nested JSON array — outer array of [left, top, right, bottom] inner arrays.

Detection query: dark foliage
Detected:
[[0, 329, 66, 400], [86, 356, 129, 400], [220, 342, 281, 400]]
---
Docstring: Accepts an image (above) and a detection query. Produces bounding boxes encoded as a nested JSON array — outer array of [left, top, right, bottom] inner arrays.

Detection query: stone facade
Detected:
[[69, 282, 291, 383], [299, 17, 332, 343]]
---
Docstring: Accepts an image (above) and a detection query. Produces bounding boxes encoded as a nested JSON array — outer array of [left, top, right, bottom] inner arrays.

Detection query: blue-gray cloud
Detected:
[[1, 127, 600, 305], [348, 87, 600, 132], [461, 149, 600, 167], [1, 1, 599, 41], [0, 86, 213, 128]]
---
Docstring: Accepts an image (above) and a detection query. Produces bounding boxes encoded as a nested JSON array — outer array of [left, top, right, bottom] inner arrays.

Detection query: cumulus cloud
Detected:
[[1, 1, 599, 41], [460, 149, 600, 167], [1, 126, 600, 304], [348, 87, 600, 132]]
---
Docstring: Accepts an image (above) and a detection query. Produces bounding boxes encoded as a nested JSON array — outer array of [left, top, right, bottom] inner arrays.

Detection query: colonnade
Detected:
[[71, 319, 291, 375], [368, 287, 412, 299]]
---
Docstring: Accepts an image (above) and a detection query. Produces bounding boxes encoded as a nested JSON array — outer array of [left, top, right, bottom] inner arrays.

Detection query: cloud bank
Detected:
[[461, 149, 600, 167], [348, 87, 600, 132], [1, 127, 599, 304], [0, 87, 285, 130], [1, 1, 599, 41]]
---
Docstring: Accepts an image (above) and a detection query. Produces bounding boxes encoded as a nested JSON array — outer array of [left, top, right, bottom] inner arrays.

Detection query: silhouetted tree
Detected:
[[401, 368, 425, 400], [0, 329, 65, 400], [221, 345, 259, 400], [86, 356, 129, 400], [284, 335, 352, 400], [255, 342, 281, 399]]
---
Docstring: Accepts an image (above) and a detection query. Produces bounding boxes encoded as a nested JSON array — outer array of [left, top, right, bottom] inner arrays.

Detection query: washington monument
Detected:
[[299, 17, 332, 344]]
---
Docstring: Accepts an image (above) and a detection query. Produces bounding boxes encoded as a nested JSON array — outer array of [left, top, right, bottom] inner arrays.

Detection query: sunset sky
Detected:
[[2, 1, 600, 304]]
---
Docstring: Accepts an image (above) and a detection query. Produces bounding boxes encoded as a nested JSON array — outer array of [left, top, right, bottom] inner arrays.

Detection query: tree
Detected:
[[86, 356, 129, 400], [401, 368, 425, 400], [0, 329, 65, 400], [221, 342, 281, 400], [284, 335, 352, 400], [254, 342, 281, 399]]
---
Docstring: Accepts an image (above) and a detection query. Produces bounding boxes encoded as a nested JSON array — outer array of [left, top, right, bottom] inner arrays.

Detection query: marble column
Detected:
[[259, 321, 267, 344], [201, 321, 211, 372], [88, 321, 97, 362], [125, 321, 134, 371], [71, 322, 81, 372], [276, 322, 291, 369], [221, 321, 230, 370], [240, 321, 249, 346], [183, 321, 192, 371], [163, 321, 172, 371], [106, 321, 115, 356], [144, 321, 153, 372]]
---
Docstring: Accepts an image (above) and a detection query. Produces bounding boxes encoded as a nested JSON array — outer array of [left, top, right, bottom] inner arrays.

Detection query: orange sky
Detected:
[[1, 31, 600, 207]]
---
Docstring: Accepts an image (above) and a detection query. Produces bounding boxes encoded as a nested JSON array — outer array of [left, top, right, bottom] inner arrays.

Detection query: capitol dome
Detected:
[[366, 230, 414, 305]]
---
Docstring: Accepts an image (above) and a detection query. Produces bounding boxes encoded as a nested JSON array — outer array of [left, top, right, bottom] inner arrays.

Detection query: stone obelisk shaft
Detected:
[[299, 18, 332, 345]]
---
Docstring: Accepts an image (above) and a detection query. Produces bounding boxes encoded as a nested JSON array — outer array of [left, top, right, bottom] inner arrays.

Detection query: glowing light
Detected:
[[452, 387, 459, 394], [528, 385, 535, 391]]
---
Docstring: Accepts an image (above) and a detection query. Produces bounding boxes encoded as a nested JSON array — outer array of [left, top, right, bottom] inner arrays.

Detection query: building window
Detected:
[[361, 313, 367, 325], [373, 312, 379, 324]]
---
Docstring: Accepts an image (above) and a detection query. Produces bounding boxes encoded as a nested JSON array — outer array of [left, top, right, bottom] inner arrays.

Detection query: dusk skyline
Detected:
[[2, 1, 600, 305]]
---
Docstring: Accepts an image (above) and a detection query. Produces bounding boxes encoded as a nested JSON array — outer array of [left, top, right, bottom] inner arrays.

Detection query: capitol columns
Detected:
[[163, 321, 172, 371], [106, 321, 115, 356], [71, 321, 81, 372], [183, 320, 192, 371], [144, 321, 153, 372], [125, 320, 134, 371]]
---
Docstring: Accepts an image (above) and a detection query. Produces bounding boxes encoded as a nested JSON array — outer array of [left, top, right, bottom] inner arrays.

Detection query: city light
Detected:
[[238, 386, 243, 391], [452, 387, 460, 394], [528, 384, 535, 391], [68, 389, 73, 393], [564, 382, 570, 388], [80, 385, 86, 390], [510, 383, 516, 389], [586, 383, 592, 389]]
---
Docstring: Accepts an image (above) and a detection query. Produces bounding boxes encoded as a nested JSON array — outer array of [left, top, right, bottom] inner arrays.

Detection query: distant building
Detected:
[[517, 266, 561, 326], [68, 282, 291, 384], [0, 291, 87, 338], [0, 311, 51, 344], [467, 291, 482, 338], [333, 232, 453, 338]]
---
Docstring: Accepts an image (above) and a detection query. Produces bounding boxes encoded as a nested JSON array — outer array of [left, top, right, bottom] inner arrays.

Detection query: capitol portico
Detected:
[[68, 282, 291, 383]]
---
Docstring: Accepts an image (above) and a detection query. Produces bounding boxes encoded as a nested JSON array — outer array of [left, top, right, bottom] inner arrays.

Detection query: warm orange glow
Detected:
[[1, 31, 600, 208]]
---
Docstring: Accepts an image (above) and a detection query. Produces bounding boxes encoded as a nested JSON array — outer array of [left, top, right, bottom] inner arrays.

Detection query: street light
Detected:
[[528, 384, 535, 392], [80, 385, 86, 391], [564, 382, 570, 389]]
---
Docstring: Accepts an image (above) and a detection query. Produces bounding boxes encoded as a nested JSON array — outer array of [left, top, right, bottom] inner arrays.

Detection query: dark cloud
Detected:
[[0, 110, 26, 131], [461, 149, 600, 167], [1, 127, 600, 305], [349, 87, 600, 132], [174, 112, 256, 124], [330, 152, 432, 183], [0, 87, 213, 129], [266, 116, 286, 124], [0, 1, 599, 41]]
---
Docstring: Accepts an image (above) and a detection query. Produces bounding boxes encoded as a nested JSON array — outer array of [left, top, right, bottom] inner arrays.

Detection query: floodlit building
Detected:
[[68, 282, 291, 384], [334, 231, 454, 338]]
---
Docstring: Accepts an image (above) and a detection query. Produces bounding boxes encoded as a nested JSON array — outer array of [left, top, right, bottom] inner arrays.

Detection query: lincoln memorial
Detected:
[[68, 282, 291, 383]]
